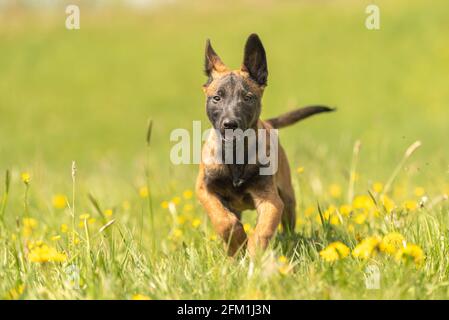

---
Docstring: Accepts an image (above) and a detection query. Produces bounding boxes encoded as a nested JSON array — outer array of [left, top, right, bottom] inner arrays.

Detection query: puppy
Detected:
[[196, 34, 333, 256]]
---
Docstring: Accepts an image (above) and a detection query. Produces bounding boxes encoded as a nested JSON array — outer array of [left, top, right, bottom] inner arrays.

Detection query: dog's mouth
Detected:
[[219, 129, 246, 143]]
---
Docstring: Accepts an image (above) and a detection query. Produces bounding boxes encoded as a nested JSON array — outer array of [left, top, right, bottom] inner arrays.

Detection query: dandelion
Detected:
[[79, 213, 90, 220], [60, 223, 68, 233], [395, 243, 424, 266], [329, 184, 342, 198], [182, 189, 193, 200], [52, 194, 67, 209], [170, 228, 183, 240], [353, 195, 375, 210], [339, 204, 352, 217], [380, 195, 395, 213], [23, 217, 38, 229], [330, 214, 340, 225], [28, 243, 67, 263], [347, 224, 355, 233], [380, 232, 405, 255], [319, 242, 350, 262], [403, 200, 418, 211], [139, 186, 149, 198], [191, 218, 201, 228], [161, 201, 169, 209], [21, 172, 30, 184], [414, 187, 425, 197], [353, 212, 367, 225], [6, 284, 25, 300], [243, 223, 251, 233], [278, 255, 288, 264], [171, 196, 181, 205], [352, 236, 381, 259], [176, 215, 186, 225], [304, 206, 315, 217], [104, 209, 113, 217], [373, 182, 383, 193], [132, 294, 151, 300], [296, 166, 304, 174], [51, 235, 61, 241], [209, 234, 217, 241], [22, 217, 38, 237]]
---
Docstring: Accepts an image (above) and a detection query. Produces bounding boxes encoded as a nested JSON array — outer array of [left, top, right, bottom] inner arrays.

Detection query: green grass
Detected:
[[1, 0, 449, 299]]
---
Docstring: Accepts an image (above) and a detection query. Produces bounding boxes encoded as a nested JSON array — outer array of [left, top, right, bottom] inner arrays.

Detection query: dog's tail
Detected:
[[265, 105, 335, 129]]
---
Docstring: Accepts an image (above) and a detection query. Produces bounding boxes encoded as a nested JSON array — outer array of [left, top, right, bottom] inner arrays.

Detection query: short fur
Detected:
[[196, 34, 334, 256]]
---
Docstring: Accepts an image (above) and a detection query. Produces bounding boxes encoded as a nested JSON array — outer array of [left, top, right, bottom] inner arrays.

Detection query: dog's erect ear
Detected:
[[241, 33, 268, 86], [204, 39, 228, 81]]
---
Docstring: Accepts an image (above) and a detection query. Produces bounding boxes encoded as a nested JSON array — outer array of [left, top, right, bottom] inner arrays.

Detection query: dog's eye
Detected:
[[244, 94, 254, 102], [212, 95, 221, 102]]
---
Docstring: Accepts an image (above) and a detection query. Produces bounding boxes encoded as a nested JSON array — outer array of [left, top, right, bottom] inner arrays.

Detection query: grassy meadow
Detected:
[[1, 0, 449, 299]]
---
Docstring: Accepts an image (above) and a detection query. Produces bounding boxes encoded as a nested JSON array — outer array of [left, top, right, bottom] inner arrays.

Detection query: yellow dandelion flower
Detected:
[[139, 186, 149, 198], [352, 236, 381, 260], [21, 172, 30, 184], [104, 209, 113, 217], [161, 201, 169, 209], [395, 243, 424, 266], [88, 218, 96, 225], [296, 166, 304, 174], [339, 204, 352, 217], [209, 234, 217, 241], [52, 194, 67, 209], [380, 232, 405, 255], [330, 214, 340, 225], [380, 194, 395, 213], [60, 223, 68, 233], [353, 195, 375, 210], [176, 215, 186, 225], [372, 182, 383, 193], [132, 294, 151, 300], [414, 187, 425, 197], [171, 228, 183, 239], [79, 213, 90, 220], [353, 212, 367, 225], [28, 244, 67, 263], [304, 206, 315, 217], [329, 184, 342, 198], [319, 242, 350, 262], [278, 265, 291, 275], [403, 200, 417, 211], [278, 255, 288, 264], [51, 235, 61, 241], [347, 224, 355, 233], [22, 217, 38, 229], [171, 196, 181, 205], [243, 223, 251, 233], [182, 190, 193, 199], [182, 204, 193, 213], [191, 218, 201, 228], [296, 217, 305, 226], [6, 284, 25, 300]]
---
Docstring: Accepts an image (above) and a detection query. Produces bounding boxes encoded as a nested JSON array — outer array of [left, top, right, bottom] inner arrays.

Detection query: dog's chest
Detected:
[[204, 165, 259, 212]]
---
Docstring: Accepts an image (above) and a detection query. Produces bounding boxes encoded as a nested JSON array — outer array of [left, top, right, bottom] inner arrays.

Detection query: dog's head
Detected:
[[203, 34, 268, 136]]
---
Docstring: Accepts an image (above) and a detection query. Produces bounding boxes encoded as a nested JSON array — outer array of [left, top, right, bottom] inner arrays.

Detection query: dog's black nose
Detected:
[[222, 119, 239, 130]]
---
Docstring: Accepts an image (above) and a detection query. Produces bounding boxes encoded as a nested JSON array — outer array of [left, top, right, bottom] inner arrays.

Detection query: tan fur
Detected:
[[196, 95, 296, 256]]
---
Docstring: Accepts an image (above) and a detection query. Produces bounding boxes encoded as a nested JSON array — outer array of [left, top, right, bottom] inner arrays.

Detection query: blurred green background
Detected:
[[0, 0, 448, 202]]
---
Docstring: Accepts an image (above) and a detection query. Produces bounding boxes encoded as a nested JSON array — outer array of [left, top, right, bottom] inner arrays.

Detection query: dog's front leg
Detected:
[[196, 183, 247, 256], [247, 184, 284, 257]]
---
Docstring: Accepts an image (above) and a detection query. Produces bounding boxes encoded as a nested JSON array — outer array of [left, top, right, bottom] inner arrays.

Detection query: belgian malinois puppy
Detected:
[[196, 34, 333, 256]]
